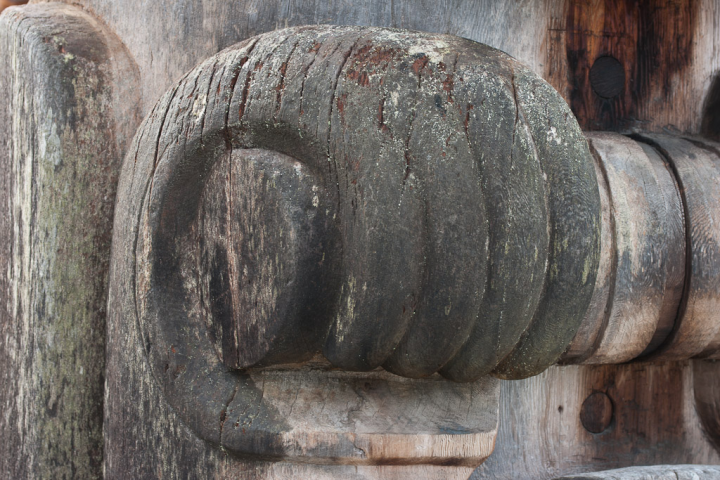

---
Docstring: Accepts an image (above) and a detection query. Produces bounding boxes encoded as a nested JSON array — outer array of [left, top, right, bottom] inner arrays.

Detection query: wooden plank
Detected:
[[693, 360, 720, 454], [473, 362, 720, 479], [0, 3, 139, 478], [32, 0, 560, 120], [555, 464, 720, 479], [224, 366, 499, 466], [546, 0, 720, 134], [30, 0, 720, 137]]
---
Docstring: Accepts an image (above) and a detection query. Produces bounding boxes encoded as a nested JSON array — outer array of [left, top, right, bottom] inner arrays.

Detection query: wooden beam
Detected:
[[0, 3, 139, 478]]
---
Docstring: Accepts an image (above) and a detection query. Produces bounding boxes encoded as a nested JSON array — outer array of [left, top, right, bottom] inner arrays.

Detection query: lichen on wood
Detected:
[[0, 4, 139, 478]]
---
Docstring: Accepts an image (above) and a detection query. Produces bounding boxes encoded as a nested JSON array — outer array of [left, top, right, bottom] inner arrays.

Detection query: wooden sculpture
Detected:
[[3, 1, 720, 479]]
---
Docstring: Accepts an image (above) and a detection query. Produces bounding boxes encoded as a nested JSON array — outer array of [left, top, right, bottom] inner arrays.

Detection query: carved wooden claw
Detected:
[[128, 25, 599, 381], [111, 25, 720, 464]]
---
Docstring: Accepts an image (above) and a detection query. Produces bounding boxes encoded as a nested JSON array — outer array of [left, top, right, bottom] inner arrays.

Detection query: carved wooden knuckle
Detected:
[[110, 25, 603, 461], [113, 25, 720, 462], [128, 27, 602, 379]]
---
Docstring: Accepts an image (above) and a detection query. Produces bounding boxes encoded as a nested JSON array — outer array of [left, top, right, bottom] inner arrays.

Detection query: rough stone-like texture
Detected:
[[0, 4, 139, 478]]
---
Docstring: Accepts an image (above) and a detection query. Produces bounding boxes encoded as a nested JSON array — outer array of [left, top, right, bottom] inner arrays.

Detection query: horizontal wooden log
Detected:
[[0, 3, 139, 478], [563, 134, 720, 364], [561, 133, 686, 364]]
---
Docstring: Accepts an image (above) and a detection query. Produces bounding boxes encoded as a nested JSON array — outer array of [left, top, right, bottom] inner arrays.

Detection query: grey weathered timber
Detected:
[[561, 133, 686, 364], [107, 24, 601, 472], [3, 0, 720, 478], [554, 464, 720, 479], [32, 0, 561, 121], [488, 67, 600, 379], [131, 26, 600, 378], [0, 3, 139, 479], [694, 359, 720, 452], [473, 363, 720, 479], [100, 11, 720, 477], [633, 135, 720, 360], [32, 0, 720, 136]]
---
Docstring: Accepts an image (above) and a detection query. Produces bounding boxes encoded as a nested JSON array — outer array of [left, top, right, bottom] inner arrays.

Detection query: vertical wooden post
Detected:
[[0, 4, 139, 477]]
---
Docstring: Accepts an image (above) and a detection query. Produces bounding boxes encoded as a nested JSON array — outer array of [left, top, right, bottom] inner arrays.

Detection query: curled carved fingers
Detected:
[[116, 26, 601, 457]]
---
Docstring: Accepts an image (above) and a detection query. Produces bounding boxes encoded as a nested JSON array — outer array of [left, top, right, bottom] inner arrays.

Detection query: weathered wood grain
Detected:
[[197, 148, 340, 368], [105, 23, 603, 471], [19, 0, 716, 476], [32, 0, 558, 121], [110, 26, 541, 470], [555, 464, 720, 479], [561, 155, 614, 363], [693, 360, 720, 455], [224, 366, 499, 466], [491, 68, 601, 379], [547, 0, 720, 134], [30, 0, 720, 137], [472, 362, 720, 479], [678, 136, 720, 359], [0, 3, 139, 478], [633, 134, 720, 360], [638, 142, 687, 355], [0, 0, 25, 14], [564, 133, 685, 364], [439, 51, 549, 382]]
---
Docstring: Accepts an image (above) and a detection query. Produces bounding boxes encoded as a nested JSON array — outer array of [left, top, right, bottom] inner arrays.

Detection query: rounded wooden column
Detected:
[[563, 133, 720, 364], [561, 132, 686, 364]]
